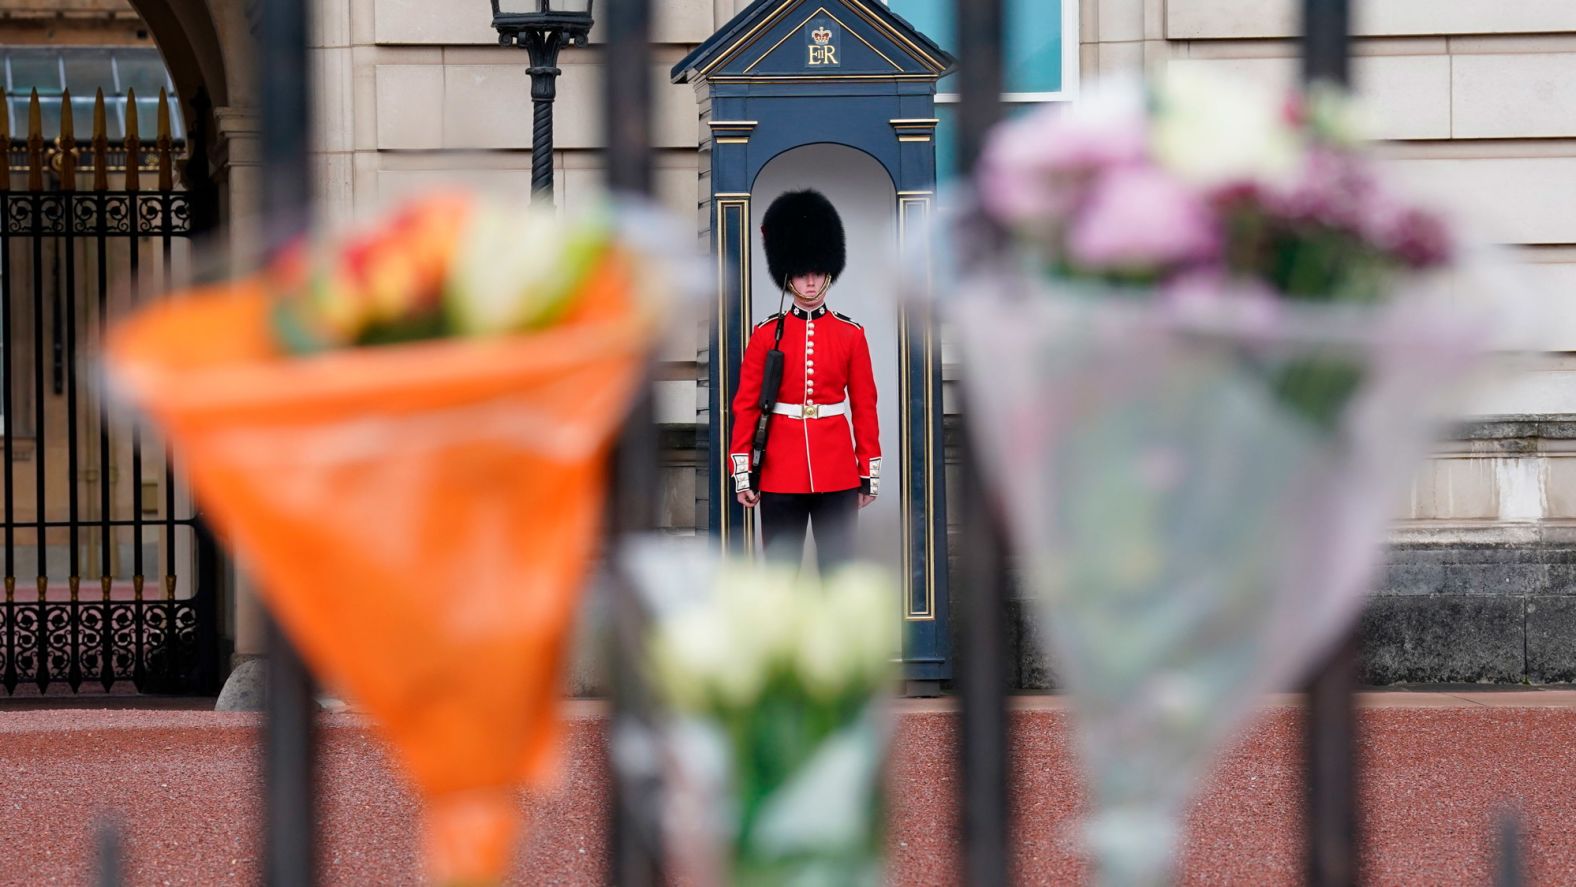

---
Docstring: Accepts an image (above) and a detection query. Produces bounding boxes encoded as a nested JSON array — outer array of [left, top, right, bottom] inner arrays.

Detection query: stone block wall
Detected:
[[295, 0, 1576, 681]]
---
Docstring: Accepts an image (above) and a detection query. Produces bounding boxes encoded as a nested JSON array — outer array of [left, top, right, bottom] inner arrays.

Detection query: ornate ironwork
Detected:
[[0, 84, 220, 696], [45, 604, 72, 683], [79, 602, 105, 685], [0, 600, 201, 691], [110, 603, 138, 680], [10, 603, 39, 688], [1, 192, 190, 236]]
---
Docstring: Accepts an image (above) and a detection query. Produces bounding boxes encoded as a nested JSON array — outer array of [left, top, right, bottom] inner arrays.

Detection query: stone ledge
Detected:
[[1379, 542, 1576, 598], [672, 414, 1576, 444], [1454, 414, 1576, 442]]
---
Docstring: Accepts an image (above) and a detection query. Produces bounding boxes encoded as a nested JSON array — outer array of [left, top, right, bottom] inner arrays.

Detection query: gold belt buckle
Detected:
[[803, 402, 819, 419]]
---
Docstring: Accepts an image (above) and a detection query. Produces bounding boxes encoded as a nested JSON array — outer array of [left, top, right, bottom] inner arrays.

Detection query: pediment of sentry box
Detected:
[[671, 0, 954, 84]]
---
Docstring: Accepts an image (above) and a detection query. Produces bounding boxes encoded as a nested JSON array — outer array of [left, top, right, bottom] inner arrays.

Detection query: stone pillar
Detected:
[[211, 106, 264, 264], [209, 104, 266, 664]]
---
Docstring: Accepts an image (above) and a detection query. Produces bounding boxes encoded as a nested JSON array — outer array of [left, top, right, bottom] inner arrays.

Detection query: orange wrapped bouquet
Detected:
[[106, 193, 667, 884]]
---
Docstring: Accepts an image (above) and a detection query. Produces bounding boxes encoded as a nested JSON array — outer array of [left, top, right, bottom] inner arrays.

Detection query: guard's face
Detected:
[[791, 273, 829, 301]]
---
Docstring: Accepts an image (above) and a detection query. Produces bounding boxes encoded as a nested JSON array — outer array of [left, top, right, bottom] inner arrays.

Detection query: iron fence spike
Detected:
[[92, 89, 109, 191], [156, 89, 173, 193], [27, 90, 43, 191], [124, 89, 140, 192], [58, 89, 76, 190]]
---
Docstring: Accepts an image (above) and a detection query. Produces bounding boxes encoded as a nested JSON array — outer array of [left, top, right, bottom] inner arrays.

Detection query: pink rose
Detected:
[[978, 96, 1149, 226], [1066, 166, 1220, 271], [978, 134, 1077, 225], [1016, 102, 1148, 175]]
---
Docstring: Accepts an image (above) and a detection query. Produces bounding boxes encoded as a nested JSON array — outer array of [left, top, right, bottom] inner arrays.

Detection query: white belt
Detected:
[[772, 400, 848, 420]]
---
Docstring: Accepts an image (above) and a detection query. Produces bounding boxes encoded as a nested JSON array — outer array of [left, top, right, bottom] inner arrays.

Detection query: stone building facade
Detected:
[[325, 0, 1576, 684], [17, 0, 1576, 684]]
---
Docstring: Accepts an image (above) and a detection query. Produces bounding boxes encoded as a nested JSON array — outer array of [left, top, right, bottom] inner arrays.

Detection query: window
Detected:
[[885, 0, 1079, 178], [3, 47, 183, 143], [886, 0, 1076, 98]]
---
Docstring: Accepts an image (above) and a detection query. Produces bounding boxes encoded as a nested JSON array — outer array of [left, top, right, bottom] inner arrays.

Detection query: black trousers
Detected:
[[759, 489, 859, 575]]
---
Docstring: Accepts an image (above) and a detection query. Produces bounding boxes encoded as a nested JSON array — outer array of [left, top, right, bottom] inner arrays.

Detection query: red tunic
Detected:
[[729, 304, 881, 496]]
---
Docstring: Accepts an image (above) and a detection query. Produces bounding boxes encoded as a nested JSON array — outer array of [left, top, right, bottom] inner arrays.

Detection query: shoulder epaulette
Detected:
[[833, 311, 862, 329], [755, 312, 783, 330]]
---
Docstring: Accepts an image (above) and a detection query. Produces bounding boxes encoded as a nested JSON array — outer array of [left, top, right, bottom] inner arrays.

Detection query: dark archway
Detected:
[[126, 0, 230, 116]]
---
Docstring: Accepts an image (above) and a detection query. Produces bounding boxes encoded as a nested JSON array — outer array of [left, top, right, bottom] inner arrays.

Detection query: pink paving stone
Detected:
[[1, 697, 1574, 885]]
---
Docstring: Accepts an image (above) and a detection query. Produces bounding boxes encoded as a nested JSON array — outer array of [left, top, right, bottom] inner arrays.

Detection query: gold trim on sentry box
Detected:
[[715, 196, 753, 553], [708, 73, 936, 83], [742, 6, 904, 75], [699, 0, 797, 76], [897, 194, 937, 621], [697, 0, 949, 79], [843, 0, 948, 72]]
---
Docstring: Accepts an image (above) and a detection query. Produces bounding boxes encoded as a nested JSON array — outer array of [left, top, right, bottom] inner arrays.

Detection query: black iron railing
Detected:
[[255, 0, 321, 885], [0, 85, 220, 697], [602, 0, 667, 883], [952, 0, 1014, 884], [101, 2, 1529, 886]]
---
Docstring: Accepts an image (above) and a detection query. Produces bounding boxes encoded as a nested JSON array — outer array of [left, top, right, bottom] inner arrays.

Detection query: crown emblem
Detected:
[[811, 25, 833, 45]]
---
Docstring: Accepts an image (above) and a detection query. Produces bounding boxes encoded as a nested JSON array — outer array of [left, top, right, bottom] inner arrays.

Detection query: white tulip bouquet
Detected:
[[624, 541, 899, 886]]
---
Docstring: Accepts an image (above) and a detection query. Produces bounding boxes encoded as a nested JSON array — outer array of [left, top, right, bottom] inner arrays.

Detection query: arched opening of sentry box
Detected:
[[748, 143, 903, 576], [674, 0, 955, 687]]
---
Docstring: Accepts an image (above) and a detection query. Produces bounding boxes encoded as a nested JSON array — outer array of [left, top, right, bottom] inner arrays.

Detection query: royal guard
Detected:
[[730, 189, 880, 571]]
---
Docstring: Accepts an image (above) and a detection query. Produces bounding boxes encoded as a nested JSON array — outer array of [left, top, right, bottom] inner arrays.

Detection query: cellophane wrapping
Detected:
[[954, 270, 1487, 885]]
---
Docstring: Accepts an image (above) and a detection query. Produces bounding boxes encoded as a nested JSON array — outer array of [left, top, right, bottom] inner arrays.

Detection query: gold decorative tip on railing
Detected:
[[164, 574, 176, 601], [124, 88, 140, 192], [101, 575, 113, 600], [69, 575, 80, 603], [36, 575, 47, 601], [132, 574, 144, 602], [156, 87, 173, 193], [92, 88, 109, 191], [58, 88, 76, 190], [27, 89, 43, 192], [4, 576, 13, 603]]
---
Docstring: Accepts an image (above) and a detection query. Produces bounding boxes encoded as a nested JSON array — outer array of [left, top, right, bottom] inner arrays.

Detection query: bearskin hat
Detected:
[[761, 189, 846, 292]]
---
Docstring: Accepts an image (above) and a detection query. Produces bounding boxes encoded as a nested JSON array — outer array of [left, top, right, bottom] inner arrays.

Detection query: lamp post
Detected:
[[490, 0, 595, 204]]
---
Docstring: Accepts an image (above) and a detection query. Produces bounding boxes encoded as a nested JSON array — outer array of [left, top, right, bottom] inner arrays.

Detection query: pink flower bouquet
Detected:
[[953, 69, 1500, 884]]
